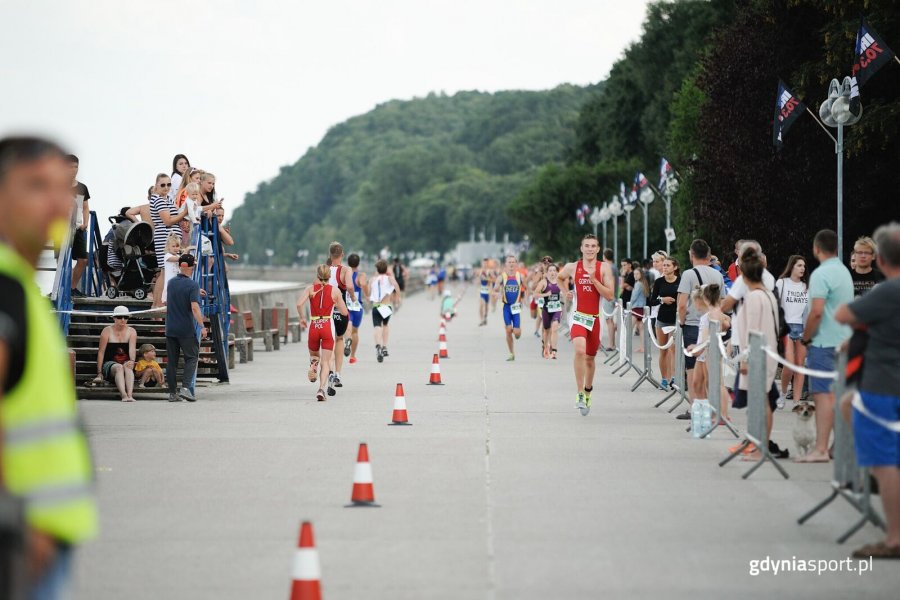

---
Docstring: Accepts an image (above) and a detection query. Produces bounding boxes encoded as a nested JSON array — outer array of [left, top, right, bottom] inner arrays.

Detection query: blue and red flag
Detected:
[[852, 16, 895, 88], [658, 158, 672, 191]]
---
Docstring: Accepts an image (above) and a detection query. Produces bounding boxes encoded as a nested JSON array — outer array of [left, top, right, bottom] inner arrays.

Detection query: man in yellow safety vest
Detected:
[[0, 137, 98, 597]]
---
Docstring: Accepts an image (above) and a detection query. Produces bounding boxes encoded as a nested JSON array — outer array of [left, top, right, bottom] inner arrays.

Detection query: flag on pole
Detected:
[[635, 172, 650, 192], [575, 203, 589, 226], [629, 175, 638, 205], [658, 158, 672, 191], [772, 79, 805, 148], [852, 16, 896, 88]]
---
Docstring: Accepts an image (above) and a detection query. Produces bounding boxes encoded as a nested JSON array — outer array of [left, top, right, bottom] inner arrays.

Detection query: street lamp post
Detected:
[[639, 185, 655, 259], [600, 203, 611, 250], [609, 196, 623, 264], [662, 175, 679, 255], [590, 206, 603, 241], [623, 198, 635, 259], [819, 76, 861, 261]]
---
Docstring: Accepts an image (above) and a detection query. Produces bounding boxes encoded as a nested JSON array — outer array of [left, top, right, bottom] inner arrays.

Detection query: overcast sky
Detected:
[[1, 0, 649, 222]]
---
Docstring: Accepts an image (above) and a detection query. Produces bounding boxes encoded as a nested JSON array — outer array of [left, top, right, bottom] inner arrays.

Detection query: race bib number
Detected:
[[480, 285, 489, 294], [537, 298, 545, 308], [376, 305, 393, 319], [347, 299, 362, 312], [572, 311, 596, 330], [546, 300, 562, 313], [510, 302, 522, 315]]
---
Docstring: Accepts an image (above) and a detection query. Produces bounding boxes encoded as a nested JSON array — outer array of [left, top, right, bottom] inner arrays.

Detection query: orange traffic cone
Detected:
[[439, 333, 449, 359], [346, 443, 379, 507], [428, 353, 444, 385], [437, 324, 446, 340], [290, 521, 322, 600], [389, 383, 411, 426]]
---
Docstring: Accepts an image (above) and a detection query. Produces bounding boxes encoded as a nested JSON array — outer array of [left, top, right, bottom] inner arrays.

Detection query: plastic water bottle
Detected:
[[691, 401, 703, 439], [701, 400, 712, 437]]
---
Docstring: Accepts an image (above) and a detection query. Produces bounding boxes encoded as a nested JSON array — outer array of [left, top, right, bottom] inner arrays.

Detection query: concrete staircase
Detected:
[[69, 297, 227, 400]]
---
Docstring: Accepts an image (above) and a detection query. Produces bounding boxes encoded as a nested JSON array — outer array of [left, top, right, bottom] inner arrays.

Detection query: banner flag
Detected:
[[773, 79, 806, 148], [658, 158, 672, 191], [852, 16, 895, 88]]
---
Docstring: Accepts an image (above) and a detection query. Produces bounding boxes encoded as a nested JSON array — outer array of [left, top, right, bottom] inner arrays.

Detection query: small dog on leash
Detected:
[[792, 402, 817, 457]]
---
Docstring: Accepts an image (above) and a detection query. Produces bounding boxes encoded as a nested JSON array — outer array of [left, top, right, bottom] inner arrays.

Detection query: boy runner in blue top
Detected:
[[345, 253, 368, 364], [491, 254, 525, 361], [477, 258, 494, 326]]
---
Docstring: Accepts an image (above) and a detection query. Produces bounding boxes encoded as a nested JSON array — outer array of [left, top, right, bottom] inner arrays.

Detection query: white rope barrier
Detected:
[[762, 346, 838, 380], [646, 322, 675, 350], [681, 339, 710, 357], [54, 307, 168, 317], [601, 305, 618, 319]]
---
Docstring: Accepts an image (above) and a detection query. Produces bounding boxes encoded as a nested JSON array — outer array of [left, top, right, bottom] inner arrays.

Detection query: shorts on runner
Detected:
[[570, 321, 601, 356], [480, 293, 490, 304], [348, 309, 363, 329], [333, 312, 349, 337], [502, 304, 521, 329], [541, 309, 561, 330], [372, 308, 392, 327], [307, 319, 335, 352]]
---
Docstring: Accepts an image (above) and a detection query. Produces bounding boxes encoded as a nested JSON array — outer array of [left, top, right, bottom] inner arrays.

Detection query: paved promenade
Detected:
[[75, 285, 898, 599]]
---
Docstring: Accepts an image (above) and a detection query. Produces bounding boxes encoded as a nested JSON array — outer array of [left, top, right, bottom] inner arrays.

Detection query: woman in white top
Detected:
[[169, 154, 190, 202], [369, 259, 399, 363], [736, 250, 779, 461], [774, 255, 809, 405]]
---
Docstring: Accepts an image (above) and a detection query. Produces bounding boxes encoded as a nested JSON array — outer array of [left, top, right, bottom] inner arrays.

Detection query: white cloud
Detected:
[[0, 0, 648, 222]]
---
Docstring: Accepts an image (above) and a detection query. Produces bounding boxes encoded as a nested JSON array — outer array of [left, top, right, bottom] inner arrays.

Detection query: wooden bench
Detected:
[[242, 310, 279, 352]]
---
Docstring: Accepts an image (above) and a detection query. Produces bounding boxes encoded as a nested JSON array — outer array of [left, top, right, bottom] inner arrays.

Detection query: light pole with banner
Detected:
[[600, 203, 611, 250], [590, 206, 603, 240], [609, 195, 623, 263], [818, 76, 861, 261]]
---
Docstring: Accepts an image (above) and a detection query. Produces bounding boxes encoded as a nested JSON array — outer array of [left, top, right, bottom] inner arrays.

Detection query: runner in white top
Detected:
[[325, 242, 357, 394], [369, 259, 399, 363]]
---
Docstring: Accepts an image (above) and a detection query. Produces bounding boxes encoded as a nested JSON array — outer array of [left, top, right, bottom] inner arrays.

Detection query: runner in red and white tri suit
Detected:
[[558, 234, 615, 416], [296, 264, 349, 402]]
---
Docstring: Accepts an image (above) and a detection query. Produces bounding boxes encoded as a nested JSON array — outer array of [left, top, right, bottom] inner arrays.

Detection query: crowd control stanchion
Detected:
[[719, 331, 789, 480], [631, 315, 661, 392], [614, 303, 643, 379], [655, 325, 686, 411], [611, 303, 630, 375], [602, 301, 621, 366], [700, 321, 739, 439], [797, 351, 886, 543]]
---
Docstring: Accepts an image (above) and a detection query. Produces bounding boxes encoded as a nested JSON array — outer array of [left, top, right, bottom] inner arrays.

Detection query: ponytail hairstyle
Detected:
[[740, 247, 764, 283], [691, 283, 722, 308], [315, 264, 330, 282]]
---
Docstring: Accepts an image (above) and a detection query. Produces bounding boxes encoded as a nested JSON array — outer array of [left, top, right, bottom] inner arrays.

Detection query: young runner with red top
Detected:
[[297, 264, 349, 401], [558, 234, 615, 416]]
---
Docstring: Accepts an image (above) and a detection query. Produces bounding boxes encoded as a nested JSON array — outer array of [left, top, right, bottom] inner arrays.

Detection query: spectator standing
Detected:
[[169, 154, 190, 202], [165, 253, 207, 402], [650, 256, 680, 390], [835, 222, 900, 559], [66, 154, 91, 296], [775, 255, 809, 405], [676, 239, 725, 416], [726, 239, 745, 285], [630, 262, 649, 353], [620, 258, 634, 306], [149, 173, 188, 307], [601, 249, 619, 350], [797, 229, 854, 463], [0, 136, 98, 597], [850, 236, 885, 297], [392, 257, 408, 307]]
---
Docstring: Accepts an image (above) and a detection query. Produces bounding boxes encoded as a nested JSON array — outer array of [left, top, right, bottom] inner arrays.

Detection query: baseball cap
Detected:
[[178, 253, 195, 267]]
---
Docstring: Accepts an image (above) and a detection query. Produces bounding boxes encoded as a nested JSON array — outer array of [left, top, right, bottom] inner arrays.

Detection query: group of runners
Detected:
[[474, 235, 614, 415], [295, 242, 402, 401]]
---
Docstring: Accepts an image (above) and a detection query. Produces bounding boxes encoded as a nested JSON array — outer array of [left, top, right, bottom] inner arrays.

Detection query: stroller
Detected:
[[105, 221, 158, 300]]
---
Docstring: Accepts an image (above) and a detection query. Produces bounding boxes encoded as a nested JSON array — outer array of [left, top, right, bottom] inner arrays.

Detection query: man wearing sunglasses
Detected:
[[165, 253, 207, 402]]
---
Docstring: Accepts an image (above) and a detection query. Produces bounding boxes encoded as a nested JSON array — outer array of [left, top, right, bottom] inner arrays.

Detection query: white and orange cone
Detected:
[[389, 383, 411, 426], [428, 353, 444, 385], [290, 521, 322, 600], [346, 443, 379, 507], [438, 333, 449, 359], [437, 324, 446, 340]]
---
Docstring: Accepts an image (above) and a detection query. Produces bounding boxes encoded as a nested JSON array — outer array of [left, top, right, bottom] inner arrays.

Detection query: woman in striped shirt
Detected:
[[149, 173, 188, 306]]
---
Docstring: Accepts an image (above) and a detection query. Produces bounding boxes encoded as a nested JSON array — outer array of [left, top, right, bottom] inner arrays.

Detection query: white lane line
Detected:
[[482, 323, 497, 600]]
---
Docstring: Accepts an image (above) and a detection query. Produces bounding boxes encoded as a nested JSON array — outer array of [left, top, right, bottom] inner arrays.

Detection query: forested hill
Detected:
[[230, 85, 599, 264]]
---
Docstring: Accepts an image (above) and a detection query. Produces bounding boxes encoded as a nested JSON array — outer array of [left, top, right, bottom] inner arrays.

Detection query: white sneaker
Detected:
[[776, 394, 786, 409]]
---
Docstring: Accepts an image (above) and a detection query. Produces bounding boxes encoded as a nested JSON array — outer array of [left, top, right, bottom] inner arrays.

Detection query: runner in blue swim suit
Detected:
[[345, 253, 368, 364], [477, 258, 494, 326], [491, 254, 524, 361]]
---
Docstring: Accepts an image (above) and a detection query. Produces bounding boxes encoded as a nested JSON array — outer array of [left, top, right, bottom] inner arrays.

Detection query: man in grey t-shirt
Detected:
[[836, 222, 900, 559], [676, 239, 725, 412]]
